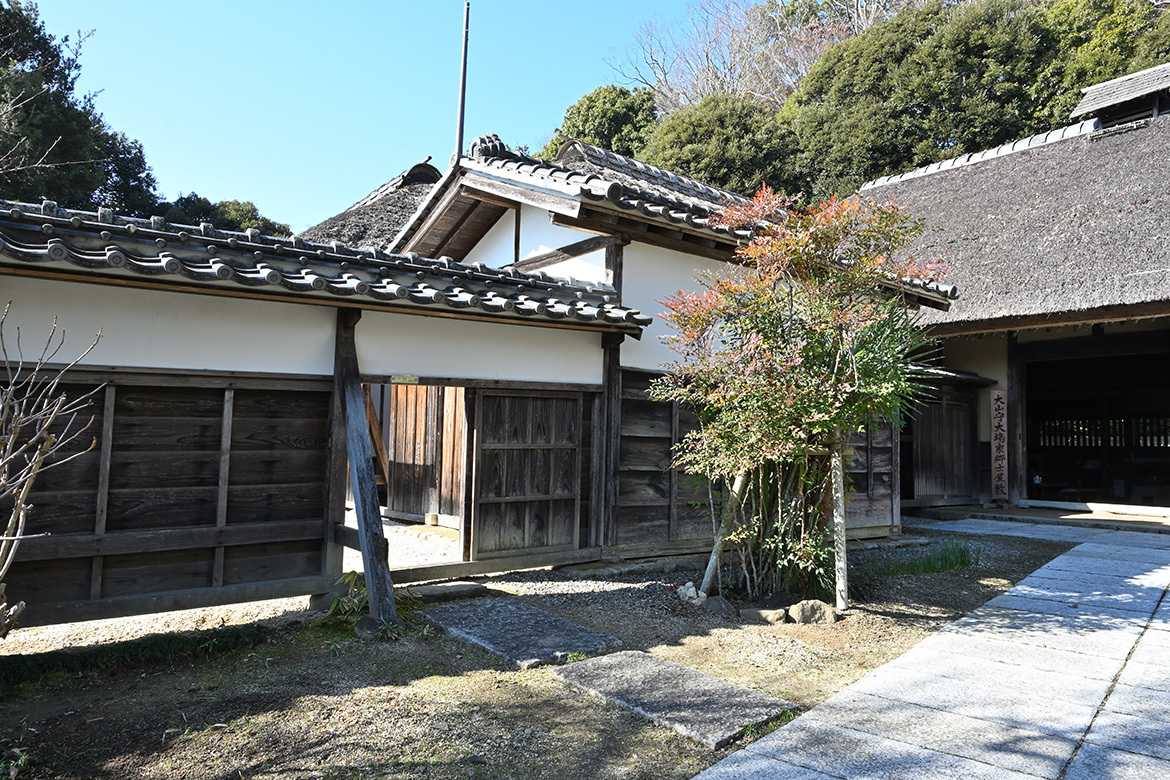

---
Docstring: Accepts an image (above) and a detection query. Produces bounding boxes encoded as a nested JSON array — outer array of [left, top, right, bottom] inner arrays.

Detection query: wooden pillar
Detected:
[[1007, 332, 1025, 505], [601, 237, 627, 547], [311, 368, 348, 611], [89, 385, 116, 601], [334, 309, 399, 624]]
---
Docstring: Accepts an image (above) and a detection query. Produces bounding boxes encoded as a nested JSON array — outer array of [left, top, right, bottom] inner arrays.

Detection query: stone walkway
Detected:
[[694, 519, 1170, 779]]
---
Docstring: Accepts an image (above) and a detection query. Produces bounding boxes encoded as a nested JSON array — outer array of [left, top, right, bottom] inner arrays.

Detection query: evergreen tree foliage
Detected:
[[161, 192, 291, 236], [639, 93, 796, 195], [538, 85, 659, 160], [0, 1, 158, 212]]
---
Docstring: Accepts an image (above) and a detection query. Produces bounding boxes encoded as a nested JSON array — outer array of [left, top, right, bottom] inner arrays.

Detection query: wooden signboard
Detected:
[[991, 390, 1009, 502]]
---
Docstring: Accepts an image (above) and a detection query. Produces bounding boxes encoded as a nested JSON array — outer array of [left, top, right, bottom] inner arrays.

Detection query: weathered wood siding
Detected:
[[372, 384, 466, 527], [613, 370, 710, 550], [844, 421, 901, 540], [471, 391, 586, 560], [5, 373, 338, 626], [910, 390, 977, 505]]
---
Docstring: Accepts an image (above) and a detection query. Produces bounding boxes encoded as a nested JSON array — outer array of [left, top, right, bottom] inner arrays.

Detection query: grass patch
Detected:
[[865, 540, 984, 578], [0, 623, 271, 686]]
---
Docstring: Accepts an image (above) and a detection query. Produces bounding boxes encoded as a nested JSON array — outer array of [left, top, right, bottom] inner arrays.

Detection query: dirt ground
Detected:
[[0, 527, 1072, 780]]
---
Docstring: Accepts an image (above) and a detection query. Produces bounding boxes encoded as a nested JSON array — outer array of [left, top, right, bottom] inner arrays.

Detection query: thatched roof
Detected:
[[298, 161, 441, 251], [864, 115, 1170, 334]]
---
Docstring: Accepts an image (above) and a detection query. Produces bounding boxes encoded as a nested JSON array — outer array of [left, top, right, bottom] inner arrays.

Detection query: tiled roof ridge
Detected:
[[559, 137, 747, 208], [0, 198, 650, 328], [462, 133, 755, 242], [861, 119, 1101, 191]]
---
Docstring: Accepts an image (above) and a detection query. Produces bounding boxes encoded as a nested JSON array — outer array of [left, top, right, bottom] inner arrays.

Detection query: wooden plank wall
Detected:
[[372, 384, 465, 528], [614, 370, 710, 548], [5, 376, 335, 626], [472, 391, 582, 560]]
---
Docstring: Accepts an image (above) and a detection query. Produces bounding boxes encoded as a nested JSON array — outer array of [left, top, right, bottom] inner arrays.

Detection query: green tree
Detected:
[[161, 192, 291, 236], [1032, 0, 1164, 124], [0, 1, 159, 213], [786, 0, 1168, 198], [538, 85, 659, 160], [639, 93, 797, 196], [652, 188, 940, 600]]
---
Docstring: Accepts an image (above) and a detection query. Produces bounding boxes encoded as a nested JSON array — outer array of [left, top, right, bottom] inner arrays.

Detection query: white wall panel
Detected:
[[3, 275, 336, 375], [356, 310, 603, 384], [621, 244, 729, 371]]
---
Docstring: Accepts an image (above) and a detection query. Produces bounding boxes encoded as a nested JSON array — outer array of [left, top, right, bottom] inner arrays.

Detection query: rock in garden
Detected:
[[677, 581, 708, 606], [702, 595, 739, 619], [739, 608, 788, 625], [788, 600, 839, 624]]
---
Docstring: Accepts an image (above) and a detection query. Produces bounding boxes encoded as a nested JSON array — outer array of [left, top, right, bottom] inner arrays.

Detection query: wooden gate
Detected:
[[470, 391, 583, 560], [911, 390, 976, 503]]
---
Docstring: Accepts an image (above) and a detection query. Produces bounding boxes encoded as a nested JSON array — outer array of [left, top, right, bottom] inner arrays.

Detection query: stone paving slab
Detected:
[[552, 651, 792, 749], [692, 748, 840, 780], [912, 631, 1126, 681], [745, 719, 1037, 780], [422, 597, 621, 669], [847, 665, 1099, 738], [878, 647, 1113, 707], [1015, 574, 1168, 607], [801, 690, 1077, 778], [1064, 743, 1170, 780], [1096, 530, 1170, 550], [1033, 555, 1170, 581], [909, 518, 1112, 543], [946, 605, 1144, 659], [1064, 543, 1170, 566], [1103, 682, 1170, 721], [1085, 710, 1170, 762], [986, 593, 1153, 621]]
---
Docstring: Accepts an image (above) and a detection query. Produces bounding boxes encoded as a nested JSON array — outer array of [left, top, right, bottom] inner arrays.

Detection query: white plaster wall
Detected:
[[943, 334, 1007, 442], [355, 310, 603, 384], [2, 275, 336, 375], [462, 204, 589, 270], [621, 243, 729, 371]]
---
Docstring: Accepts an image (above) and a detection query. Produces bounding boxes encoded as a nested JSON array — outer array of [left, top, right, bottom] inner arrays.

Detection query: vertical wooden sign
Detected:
[[991, 390, 1009, 502]]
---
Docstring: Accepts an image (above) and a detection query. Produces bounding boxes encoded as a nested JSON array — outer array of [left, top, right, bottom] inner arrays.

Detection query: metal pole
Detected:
[[454, 2, 470, 163]]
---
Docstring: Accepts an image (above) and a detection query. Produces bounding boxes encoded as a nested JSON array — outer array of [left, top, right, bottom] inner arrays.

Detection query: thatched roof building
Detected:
[[863, 113, 1170, 336]]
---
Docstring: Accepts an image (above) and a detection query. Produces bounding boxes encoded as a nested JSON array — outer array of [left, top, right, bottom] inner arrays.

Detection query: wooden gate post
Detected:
[[335, 309, 399, 624]]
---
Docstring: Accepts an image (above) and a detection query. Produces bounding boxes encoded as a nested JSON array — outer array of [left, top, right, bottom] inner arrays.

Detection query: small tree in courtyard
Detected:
[[1, 302, 99, 637], [651, 188, 943, 602]]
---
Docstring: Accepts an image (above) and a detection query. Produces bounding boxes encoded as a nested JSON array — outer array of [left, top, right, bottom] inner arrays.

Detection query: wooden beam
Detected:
[[311, 379, 348, 610], [335, 308, 400, 624], [460, 173, 582, 219], [390, 547, 602, 585], [19, 575, 335, 628], [550, 210, 738, 262], [363, 384, 391, 506], [510, 235, 620, 273], [89, 385, 116, 601], [15, 519, 329, 561], [212, 388, 234, 588]]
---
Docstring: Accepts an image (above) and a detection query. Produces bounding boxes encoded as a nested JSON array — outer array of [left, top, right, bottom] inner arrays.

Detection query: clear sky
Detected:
[[36, 1, 687, 232]]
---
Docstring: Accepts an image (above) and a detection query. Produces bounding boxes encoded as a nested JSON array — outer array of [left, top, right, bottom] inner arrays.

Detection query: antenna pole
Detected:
[[454, 2, 470, 163]]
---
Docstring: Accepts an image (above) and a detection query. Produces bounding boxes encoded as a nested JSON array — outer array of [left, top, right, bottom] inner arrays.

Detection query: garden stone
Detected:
[[702, 595, 739, 618], [678, 581, 708, 606], [739, 608, 788, 624], [788, 599, 838, 624]]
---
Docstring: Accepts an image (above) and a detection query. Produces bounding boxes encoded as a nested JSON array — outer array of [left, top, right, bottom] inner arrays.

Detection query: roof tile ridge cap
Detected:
[[573, 139, 742, 204], [860, 119, 1101, 190]]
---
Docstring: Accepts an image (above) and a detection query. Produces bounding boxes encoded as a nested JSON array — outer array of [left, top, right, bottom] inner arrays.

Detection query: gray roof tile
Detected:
[[0, 198, 650, 332]]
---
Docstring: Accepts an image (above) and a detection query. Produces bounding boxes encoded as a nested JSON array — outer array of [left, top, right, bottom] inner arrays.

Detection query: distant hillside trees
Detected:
[[551, 0, 1168, 198], [0, 2, 289, 233]]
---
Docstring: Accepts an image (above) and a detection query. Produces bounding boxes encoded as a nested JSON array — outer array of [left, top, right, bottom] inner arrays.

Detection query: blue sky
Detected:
[[37, 1, 687, 232]]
